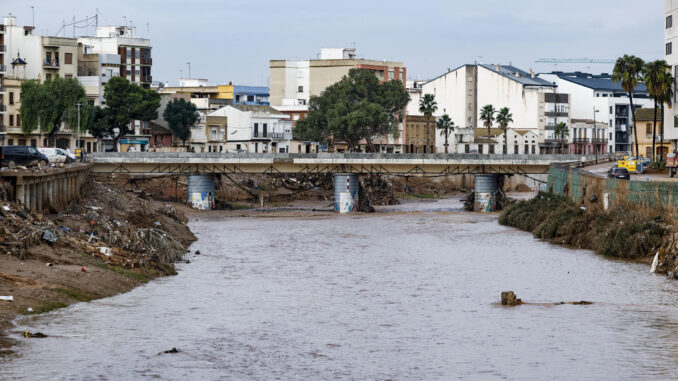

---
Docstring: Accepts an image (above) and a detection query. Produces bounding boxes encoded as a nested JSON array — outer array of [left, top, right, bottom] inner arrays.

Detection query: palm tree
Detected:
[[554, 122, 569, 154], [643, 60, 670, 161], [659, 70, 675, 161], [612, 55, 645, 156], [436, 114, 455, 153], [495, 107, 514, 154], [480, 105, 496, 139], [419, 94, 438, 152]]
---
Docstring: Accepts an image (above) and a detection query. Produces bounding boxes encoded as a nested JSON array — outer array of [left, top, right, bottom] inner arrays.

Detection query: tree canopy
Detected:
[[480, 104, 496, 138], [613, 54, 645, 155], [495, 107, 514, 154], [163, 98, 199, 146], [19, 77, 90, 143], [435, 114, 454, 153], [294, 69, 409, 152], [102, 76, 160, 147]]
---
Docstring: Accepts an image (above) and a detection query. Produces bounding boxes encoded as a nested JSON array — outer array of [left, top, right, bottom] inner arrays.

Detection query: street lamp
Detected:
[[593, 107, 600, 164]]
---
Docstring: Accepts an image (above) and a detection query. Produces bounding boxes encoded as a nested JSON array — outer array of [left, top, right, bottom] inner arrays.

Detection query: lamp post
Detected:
[[593, 107, 600, 164]]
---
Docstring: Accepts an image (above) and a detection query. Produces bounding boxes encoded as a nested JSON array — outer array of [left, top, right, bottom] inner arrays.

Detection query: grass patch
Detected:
[[29, 301, 68, 314], [55, 287, 99, 302], [500, 192, 665, 259], [398, 192, 436, 200], [97, 263, 153, 283]]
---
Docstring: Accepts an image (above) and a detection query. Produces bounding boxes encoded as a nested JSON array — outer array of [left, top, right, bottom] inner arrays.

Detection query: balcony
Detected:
[[545, 111, 569, 117], [141, 75, 152, 83], [573, 137, 589, 143], [43, 59, 60, 69], [0, 45, 5, 53], [140, 57, 152, 65], [593, 137, 608, 143], [271, 131, 292, 140], [0, 86, 5, 93], [0, 124, 5, 132], [0, 64, 6, 73]]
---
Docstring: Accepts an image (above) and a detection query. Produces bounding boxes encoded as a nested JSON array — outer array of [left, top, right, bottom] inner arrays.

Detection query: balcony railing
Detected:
[[141, 75, 152, 83], [0, 86, 5, 92], [0, 64, 6, 72], [573, 137, 589, 143], [0, 45, 5, 53], [593, 137, 608, 143], [271, 132, 293, 140], [0, 124, 6, 132], [43, 59, 60, 68]]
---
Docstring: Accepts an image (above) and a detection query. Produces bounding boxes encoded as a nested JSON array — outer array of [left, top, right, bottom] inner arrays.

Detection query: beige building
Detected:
[[404, 115, 436, 153]]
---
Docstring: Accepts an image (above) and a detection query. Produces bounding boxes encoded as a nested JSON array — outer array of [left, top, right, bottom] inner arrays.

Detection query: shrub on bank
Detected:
[[499, 192, 665, 259]]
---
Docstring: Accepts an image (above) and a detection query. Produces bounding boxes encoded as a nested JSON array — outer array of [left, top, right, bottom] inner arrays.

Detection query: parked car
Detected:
[[57, 148, 76, 163], [38, 147, 66, 165], [0, 146, 49, 168], [607, 166, 631, 180]]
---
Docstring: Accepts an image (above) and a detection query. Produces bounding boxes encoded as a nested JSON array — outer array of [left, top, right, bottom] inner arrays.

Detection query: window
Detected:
[[514, 144, 518, 154], [646, 123, 653, 136], [263, 123, 268, 137], [16, 115, 20, 127], [65, 74, 72, 79], [489, 145, 495, 154], [667, 42, 673, 56], [9, 115, 13, 126], [65, 53, 72, 64], [468, 103, 472, 110], [7, 139, 13, 145], [9, 92, 14, 105], [465, 144, 470, 153], [236, 144, 241, 150], [525, 143, 529, 154], [531, 145, 536, 154], [298, 86, 304, 93], [254, 123, 259, 137], [668, 15, 673, 29], [478, 145, 484, 154], [126, 48, 132, 58], [247, 95, 254, 102], [46, 74, 52, 80], [467, 76, 473, 82]]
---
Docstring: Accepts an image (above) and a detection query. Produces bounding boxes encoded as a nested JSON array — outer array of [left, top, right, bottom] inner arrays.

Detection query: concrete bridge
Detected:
[[90, 152, 586, 175]]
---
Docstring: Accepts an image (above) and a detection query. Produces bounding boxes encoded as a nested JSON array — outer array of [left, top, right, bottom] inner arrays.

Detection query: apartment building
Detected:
[[665, 0, 678, 150], [539, 71, 651, 154], [210, 104, 291, 153], [159, 80, 270, 115], [270, 48, 407, 152], [570, 119, 609, 155], [404, 115, 436, 153], [424, 64, 561, 154], [77, 44, 121, 105], [0, 22, 5, 135]]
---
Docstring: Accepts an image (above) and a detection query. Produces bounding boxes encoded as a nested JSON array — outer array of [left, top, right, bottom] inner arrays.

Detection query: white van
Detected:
[[37, 147, 73, 164]]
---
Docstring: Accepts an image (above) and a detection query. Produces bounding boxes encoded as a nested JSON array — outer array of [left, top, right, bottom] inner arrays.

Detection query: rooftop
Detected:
[[479, 64, 556, 87], [229, 104, 282, 114], [548, 71, 647, 93], [634, 108, 663, 121]]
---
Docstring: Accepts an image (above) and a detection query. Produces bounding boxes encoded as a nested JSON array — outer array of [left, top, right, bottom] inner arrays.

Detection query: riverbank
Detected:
[[499, 192, 668, 267], [0, 180, 195, 353]]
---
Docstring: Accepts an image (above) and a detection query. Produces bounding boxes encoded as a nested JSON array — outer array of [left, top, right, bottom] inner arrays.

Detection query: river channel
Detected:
[[3, 198, 678, 380]]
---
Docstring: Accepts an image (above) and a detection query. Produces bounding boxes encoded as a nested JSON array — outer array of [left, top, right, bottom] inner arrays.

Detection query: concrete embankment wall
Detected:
[[547, 166, 678, 222], [423, 174, 547, 192]]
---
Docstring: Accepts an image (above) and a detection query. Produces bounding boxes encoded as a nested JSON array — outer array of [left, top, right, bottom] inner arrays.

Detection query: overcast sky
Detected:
[[3, 0, 665, 86]]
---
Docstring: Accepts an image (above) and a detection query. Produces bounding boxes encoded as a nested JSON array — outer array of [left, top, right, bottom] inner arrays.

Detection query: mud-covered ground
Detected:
[[0, 180, 195, 352]]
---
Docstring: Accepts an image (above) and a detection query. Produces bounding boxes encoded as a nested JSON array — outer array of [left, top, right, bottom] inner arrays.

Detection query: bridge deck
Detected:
[[90, 153, 585, 175]]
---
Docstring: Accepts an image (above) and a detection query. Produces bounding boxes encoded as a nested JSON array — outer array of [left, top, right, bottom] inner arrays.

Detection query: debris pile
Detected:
[[360, 174, 398, 206]]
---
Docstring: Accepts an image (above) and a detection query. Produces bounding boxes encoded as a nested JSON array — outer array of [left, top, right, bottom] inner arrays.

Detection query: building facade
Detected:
[[270, 48, 407, 152], [569, 119, 608, 155], [404, 115, 436, 153], [665, 0, 678, 151], [207, 104, 292, 153], [539, 71, 651, 154], [452, 127, 539, 155], [634, 108, 669, 159], [424, 64, 560, 154]]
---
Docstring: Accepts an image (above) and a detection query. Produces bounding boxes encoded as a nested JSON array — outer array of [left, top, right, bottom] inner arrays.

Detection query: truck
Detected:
[[617, 156, 647, 174]]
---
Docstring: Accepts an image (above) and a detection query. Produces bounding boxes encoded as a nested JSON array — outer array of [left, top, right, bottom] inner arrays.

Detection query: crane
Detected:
[[535, 58, 615, 64]]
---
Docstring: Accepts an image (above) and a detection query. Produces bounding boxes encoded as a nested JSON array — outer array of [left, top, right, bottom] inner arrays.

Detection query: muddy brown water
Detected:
[[3, 197, 678, 380]]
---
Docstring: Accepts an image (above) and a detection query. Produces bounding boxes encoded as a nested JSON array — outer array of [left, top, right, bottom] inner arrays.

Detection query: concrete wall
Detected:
[[547, 166, 678, 222]]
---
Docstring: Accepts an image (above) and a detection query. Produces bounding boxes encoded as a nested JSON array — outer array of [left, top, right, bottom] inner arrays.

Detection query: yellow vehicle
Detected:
[[617, 156, 646, 174]]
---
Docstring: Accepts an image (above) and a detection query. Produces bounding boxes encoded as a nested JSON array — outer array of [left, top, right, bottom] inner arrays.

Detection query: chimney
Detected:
[[529, 69, 535, 78]]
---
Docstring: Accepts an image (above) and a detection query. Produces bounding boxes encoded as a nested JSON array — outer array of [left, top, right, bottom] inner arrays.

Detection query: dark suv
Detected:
[[607, 167, 631, 180], [0, 146, 49, 168]]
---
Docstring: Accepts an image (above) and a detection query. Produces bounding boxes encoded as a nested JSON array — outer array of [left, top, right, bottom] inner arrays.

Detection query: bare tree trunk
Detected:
[[630, 92, 639, 157], [444, 131, 448, 153], [660, 105, 666, 161]]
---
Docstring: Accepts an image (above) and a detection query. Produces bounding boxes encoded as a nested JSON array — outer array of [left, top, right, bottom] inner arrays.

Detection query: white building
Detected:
[[423, 64, 563, 154], [212, 105, 292, 153], [665, 0, 678, 150], [539, 71, 652, 154], [405, 79, 428, 116], [452, 127, 539, 154]]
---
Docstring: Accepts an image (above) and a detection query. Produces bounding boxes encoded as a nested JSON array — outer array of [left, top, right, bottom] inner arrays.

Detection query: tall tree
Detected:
[[86, 106, 112, 140], [480, 105, 496, 138], [163, 98, 199, 147], [435, 114, 454, 153], [294, 69, 409, 152], [659, 70, 675, 161], [495, 107, 514, 154], [19, 77, 90, 146], [613, 55, 645, 156], [555, 122, 569, 154], [419, 94, 438, 150], [103, 76, 160, 151], [643, 60, 670, 161]]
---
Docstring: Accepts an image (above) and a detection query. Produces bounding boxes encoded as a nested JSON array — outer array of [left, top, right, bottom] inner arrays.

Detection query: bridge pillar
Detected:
[[334, 173, 359, 213], [474, 174, 498, 212]]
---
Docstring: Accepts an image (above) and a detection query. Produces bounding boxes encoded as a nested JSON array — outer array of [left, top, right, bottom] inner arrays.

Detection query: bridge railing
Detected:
[[91, 152, 591, 162]]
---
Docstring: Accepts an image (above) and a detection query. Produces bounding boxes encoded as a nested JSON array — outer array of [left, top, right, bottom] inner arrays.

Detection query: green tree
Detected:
[[480, 105, 496, 139], [19, 77, 89, 146], [294, 69, 409, 152], [495, 107, 514, 154], [86, 106, 112, 139], [435, 114, 454, 153], [103, 76, 160, 150], [613, 55, 645, 156], [163, 98, 199, 147], [643, 60, 670, 161], [419, 94, 438, 150], [555, 122, 569, 154]]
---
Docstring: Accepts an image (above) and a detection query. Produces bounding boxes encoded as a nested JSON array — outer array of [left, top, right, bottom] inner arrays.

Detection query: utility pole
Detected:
[[593, 107, 599, 164], [73, 15, 75, 37], [30, 6, 34, 26]]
